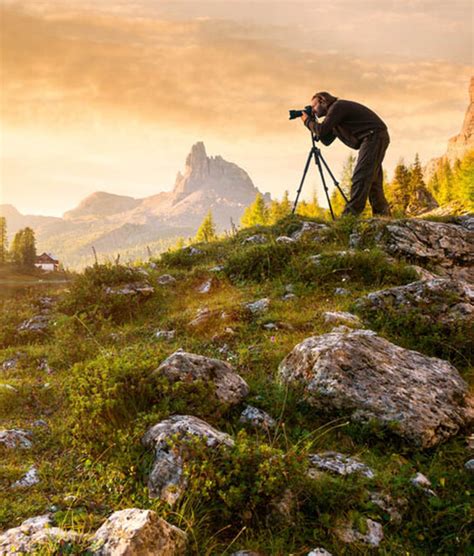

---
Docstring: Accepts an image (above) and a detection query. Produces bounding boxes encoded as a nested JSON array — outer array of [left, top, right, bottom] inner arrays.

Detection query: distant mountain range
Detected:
[[0, 142, 270, 269]]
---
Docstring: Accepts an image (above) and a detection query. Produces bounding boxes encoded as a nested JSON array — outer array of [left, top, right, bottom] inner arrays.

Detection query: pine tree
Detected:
[[387, 159, 411, 215], [296, 188, 324, 218], [195, 210, 217, 243], [269, 190, 292, 224], [0, 217, 7, 265], [240, 193, 269, 227], [453, 150, 474, 209], [438, 159, 454, 204]]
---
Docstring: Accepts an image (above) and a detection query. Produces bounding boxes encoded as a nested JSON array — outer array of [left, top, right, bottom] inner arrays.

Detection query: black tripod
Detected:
[[292, 130, 349, 220]]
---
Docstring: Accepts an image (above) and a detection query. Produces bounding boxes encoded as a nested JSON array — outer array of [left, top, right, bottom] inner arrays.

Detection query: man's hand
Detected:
[[301, 111, 310, 124]]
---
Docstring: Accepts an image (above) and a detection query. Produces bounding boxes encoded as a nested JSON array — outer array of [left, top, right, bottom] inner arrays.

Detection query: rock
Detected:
[[464, 459, 474, 471], [276, 236, 296, 244], [334, 287, 350, 296], [142, 415, 234, 504], [308, 452, 375, 479], [2, 353, 26, 371], [355, 278, 473, 327], [349, 217, 474, 282], [152, 350, 249, 406], [323, 311, 362, 328], [307, 549, 333, 556], [263, 322, 278, 330], [17, 314, 49, 334], [244, 298, 270, 314], [242, 234, 267, 244], [157, 274, 177, 285], [230, 552, 263, 556], [0, 429, 32, 449], [330, 325, 353, 334], [292, 221, 330, 241], [239, 405, 276, 430], [410, 264, 440, 281], [188, 306, 212, 327], [369, 492, 407, 524], [209, 265, 225, 272], [282, 293, 297, 301], [335, 517, 384, 547], [410, 472, 437, 496], [197, 279, 213, 294], [90, 508, 187, 556], [12, 465, 40, 489], [104, 282, 154, 296], [309, 254, 323, 265], [278, 329, 473, 448], [32, 419, 48, 428], [38, 358, 54, 374], [154, 330, 176, 341], [0, 514, 80, 555]]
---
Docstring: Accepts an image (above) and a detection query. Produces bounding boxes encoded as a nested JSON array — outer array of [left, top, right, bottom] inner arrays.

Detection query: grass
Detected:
[[0, 214, 472, 555]]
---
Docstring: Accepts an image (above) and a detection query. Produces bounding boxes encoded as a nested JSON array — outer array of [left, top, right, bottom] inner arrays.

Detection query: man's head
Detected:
[[311, 91, 338, 118]]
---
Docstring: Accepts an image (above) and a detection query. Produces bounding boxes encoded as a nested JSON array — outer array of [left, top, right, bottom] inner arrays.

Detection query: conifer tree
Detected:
[[387, 159, 411, 215], [0, 217, 7, 265], [268, 190, 292, 224], [195, 210, 217, 243], [240, 193, 269, 227]]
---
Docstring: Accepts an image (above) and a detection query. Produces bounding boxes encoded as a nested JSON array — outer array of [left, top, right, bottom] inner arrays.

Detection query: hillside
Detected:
[[0, 143, 270, 270], [0, 214, 473, 555]]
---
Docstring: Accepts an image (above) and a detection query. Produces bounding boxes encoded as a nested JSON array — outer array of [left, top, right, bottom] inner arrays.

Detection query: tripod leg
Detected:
[[319, 151, 349, 203], [313, 150, 336, 220], [292, 148, 314, 214]]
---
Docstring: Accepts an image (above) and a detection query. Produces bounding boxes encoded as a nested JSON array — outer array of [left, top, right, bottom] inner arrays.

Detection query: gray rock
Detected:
[[349, 218, 474, 282], [355, 278, 473, 327], [154, 330, 176, 341], [278, 329, 473, 448], [263, 322, 278, 330], [464, 458, 474, 471], [187, 246, 203, 256], [11, 465, 40, 489], [17, 314, 49, 334], [209, 265, 225, 272], [104, 282, 154, 296], [369, 492, 407, 524], [197, 279, 213, 294], [242, 234, 267, 244], [276, 236, 296, 244], [157, 274, 177, 285], [142, 415, 234, 504], [90, 508, 187, 555], [323, 311, 362, 328], [335, 517, 384, 547], [309, 254, 323, 265], [0, 429, 32, 449], [308, 452, 375, 479], [239, 405, 276, 430], [153, 350, 249, 406], [188, 306, 212, 327], [410, 472, 437, 496], [38, 358, 53, 374], [292, 221, 330, 241], [334, 287, 350, 296], [0, 514, 80, 555], [244, 298, 270, 314], [307, 549, 333, 556], [2, 355, 22, 371]]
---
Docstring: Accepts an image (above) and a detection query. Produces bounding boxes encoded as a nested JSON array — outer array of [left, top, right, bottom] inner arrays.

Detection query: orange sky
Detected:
[[0, 0, 472, 215]]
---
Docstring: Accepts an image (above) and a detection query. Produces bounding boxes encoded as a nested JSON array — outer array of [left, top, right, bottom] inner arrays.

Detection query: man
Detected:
[[301, 91, 391, 217]]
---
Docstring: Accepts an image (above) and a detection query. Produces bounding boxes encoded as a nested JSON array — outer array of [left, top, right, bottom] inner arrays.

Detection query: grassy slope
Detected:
[[0, 215, 472, 555]]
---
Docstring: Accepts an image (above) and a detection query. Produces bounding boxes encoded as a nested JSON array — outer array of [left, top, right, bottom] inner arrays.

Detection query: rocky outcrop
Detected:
[[308, 452, 375, 479], [152, 350, 249, 406], [291, 221, 330, 242], [335, 517, 384, 547], [17, 315, 50, 334], [104, 282, 154, 296], [0, 514, 81, 555], [90, 509, 187, 555], [355, 278, 473, 327], [142, 415, 234, 504], [349, 217, 474, 282], [278, 329, 472, 448]]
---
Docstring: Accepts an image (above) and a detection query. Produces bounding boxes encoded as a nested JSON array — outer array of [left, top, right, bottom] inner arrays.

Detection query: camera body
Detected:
[[288, 105, 313, 120]]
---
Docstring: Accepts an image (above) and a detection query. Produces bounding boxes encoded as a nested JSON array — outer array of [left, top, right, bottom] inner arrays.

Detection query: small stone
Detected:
[[282, 293, 297, 301], [369, 492, 407, 524], [323, 311, 362, 328], [90, 508, 187, 555], [244, 298, 270, 314], [334, 287, 350, 296], [239, 405, 276, 430], [0, 429, 32, 449], [291, 221, 330, 241], [189, 306, 212, 327], [464, 459, 474, 471], [12, 465, 40, 489], [276, 236, 296, 244], [263, 322, 278, 330], [335, 517, 384, 547], [309, 254, 323, 265], [410, 472, 437, 496], [157, 274, 177, 285], [32, 419, 48, 428], [209, 265, 225, 272], [242, 234, 268, 244], [308, 452, 375, 479], [197, 279, 213, 294], [307, 549, 333, 556], [154, 330, 176, 340], [17, 314, 50, 334]]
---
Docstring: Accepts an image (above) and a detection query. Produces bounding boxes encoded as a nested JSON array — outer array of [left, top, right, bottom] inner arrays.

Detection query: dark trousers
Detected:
[[342, 129, 391, 217]]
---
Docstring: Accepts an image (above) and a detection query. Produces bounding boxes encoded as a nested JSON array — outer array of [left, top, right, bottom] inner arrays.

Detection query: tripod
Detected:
[[292, 130, 349, 220]]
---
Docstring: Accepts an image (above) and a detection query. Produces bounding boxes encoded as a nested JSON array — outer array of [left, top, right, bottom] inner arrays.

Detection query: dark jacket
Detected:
[[305, 99, 388, 149]]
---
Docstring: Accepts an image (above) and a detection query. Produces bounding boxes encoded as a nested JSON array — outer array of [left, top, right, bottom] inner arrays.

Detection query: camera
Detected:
[[288, 105, 314, 120]]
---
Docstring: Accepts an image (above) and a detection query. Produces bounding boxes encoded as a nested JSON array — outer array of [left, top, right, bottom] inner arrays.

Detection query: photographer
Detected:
[[301, 92, 391, 217]]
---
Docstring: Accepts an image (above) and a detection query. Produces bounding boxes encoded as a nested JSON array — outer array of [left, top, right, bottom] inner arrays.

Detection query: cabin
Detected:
[[35, 252, 59, 272]]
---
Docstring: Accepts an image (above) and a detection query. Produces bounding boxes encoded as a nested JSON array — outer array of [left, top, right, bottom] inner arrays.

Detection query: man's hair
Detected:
[[312, 91, 338, 104]]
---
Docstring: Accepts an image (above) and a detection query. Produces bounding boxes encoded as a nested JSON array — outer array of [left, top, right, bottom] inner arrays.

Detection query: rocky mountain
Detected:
[[0, 143, 270, 268], [425, 76, 474, 177]]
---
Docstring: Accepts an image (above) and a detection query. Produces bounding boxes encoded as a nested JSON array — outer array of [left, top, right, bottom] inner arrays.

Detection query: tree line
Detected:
[[0, 218, 38, 269]]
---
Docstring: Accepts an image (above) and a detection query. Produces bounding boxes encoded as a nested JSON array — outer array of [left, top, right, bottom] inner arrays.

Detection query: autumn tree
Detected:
[[0, 217, 7, 265], [10, 227, 37, 268], [195, 210, 217, 243], [240, 193, 269, 227]]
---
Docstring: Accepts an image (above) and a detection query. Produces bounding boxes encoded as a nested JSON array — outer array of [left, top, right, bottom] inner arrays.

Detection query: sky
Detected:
[[0, 0, 472, 216]]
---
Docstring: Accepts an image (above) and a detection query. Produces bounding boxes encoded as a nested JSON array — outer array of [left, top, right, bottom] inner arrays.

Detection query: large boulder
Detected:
[[349, 217, 474, 282], [278, 329, 473, 448], [90, 508, 187, 555], [291, 221, 330, 242], [355, 278, 473, 327], [142, 415, 234, 504], [152, 350, 249, 406], [0, 514, 81, 555]]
